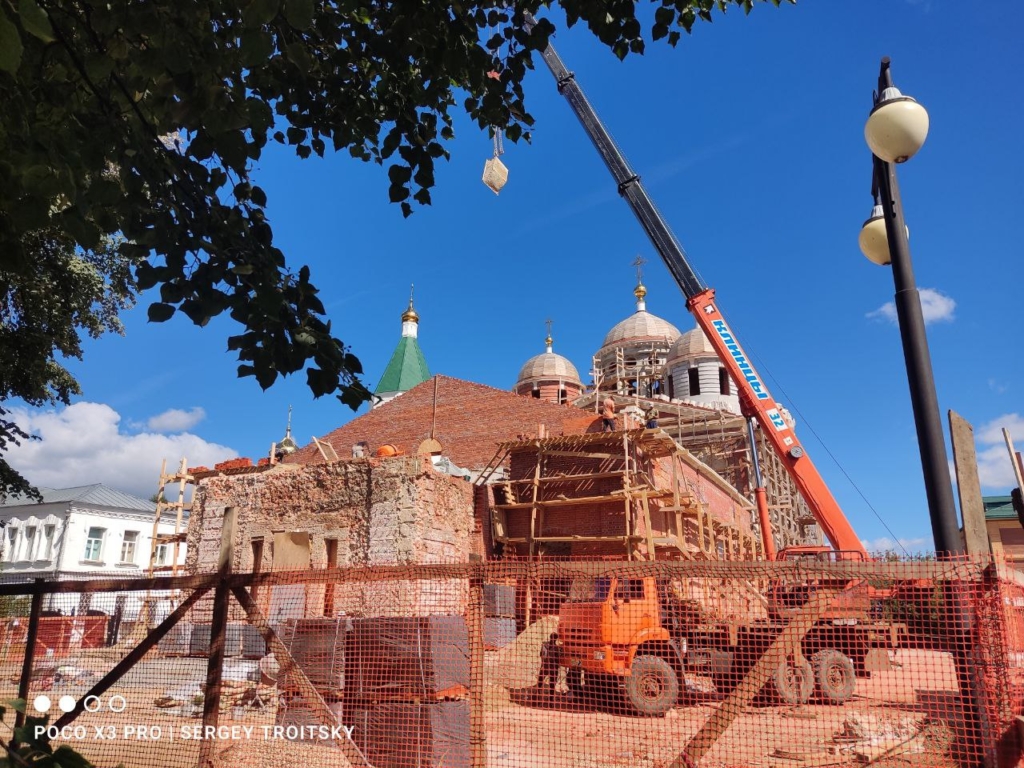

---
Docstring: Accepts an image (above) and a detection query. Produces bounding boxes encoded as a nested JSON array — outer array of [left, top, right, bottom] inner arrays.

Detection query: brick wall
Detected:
[[187, 456, 474, 617]]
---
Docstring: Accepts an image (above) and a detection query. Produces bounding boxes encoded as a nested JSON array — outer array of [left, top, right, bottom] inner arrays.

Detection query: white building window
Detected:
[[83, 527, 105, 562], [4, 527, 16, 561], [42, 525, 55, 560], [120, 531, 139, 564], [155, 544, 169, 566], [23, 526, 36, 561]]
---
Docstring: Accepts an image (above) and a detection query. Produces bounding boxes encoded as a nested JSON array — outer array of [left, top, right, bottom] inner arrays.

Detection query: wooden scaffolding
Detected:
[[148, 457, 192, 576], [482, 429, 760, 563], [570, 392, 821, 549], [478, 428, 764, 624]]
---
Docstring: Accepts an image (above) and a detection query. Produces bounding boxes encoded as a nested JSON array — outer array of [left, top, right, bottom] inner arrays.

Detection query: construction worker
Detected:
[[537, 632, 560, 693], [644, 404, 658, 429], [601, 397, 616, 432]]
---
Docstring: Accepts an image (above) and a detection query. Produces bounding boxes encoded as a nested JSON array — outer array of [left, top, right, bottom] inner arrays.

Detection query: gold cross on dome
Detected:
[[632, 255, 646, 284]]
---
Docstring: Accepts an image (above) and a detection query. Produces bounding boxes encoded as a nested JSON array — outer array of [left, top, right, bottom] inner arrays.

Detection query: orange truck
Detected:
[[557, 554, 902, 716]]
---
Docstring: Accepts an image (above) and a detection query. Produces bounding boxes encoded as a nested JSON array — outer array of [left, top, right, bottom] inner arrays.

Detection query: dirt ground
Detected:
[[0, 649, 963, 768]]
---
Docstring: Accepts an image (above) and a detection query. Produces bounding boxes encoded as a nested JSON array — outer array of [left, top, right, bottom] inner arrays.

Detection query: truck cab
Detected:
[[559, 575, 685, 715]]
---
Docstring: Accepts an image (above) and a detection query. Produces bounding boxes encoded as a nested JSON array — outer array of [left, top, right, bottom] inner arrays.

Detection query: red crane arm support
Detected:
[[689, 289, 866, 556]]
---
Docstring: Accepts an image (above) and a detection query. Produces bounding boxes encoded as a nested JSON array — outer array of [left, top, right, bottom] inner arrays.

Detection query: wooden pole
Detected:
[[948, 411, 989, 555], [198, 506, 235, 768], [54, 586, 210, 729], [12, 578, 44, 737], [468, 576, 487, 768], [230, 585, 369, 767], [1005, 429, 1024, 495], [676, 586, 841, 766]]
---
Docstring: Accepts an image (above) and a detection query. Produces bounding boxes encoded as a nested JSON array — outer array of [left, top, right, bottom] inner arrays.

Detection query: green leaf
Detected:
[[18, 0, 54, 42], [240, 28, 274, 65], [244, 0, 279, 25], [283, 0, 313, 30], [0, 12, 24, 73], [388, 183, 409, 203], [51, 744, 94, 768], [147, 303, 176, 322]]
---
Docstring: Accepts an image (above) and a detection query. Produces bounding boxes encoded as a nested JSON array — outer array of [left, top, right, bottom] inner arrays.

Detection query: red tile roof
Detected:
[[288, 375, 602, 469]]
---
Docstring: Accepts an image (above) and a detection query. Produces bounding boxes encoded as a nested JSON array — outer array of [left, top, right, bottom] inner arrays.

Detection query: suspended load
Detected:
[[482, 128, 508, 194]]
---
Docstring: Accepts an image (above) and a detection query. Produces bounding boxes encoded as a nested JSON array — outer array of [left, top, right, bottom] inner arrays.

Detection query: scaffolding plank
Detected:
[[541, 450, 624, 460], [495, 494, 634, 509], [534, 535, 643, 543]]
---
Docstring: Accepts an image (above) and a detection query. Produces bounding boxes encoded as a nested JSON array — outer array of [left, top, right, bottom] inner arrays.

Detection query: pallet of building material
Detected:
[[346, 617, 469, 700], [186, 623, 248, 658], [188, 623, 212, 657], [349, 700, 469, 768], [483, 617, 516, 650], [275, 695, 345, 743], [157, 621, 193, 656], [228, 623, 267, 659], [278, 617, 351, 697], [483, 584, 515, 618]]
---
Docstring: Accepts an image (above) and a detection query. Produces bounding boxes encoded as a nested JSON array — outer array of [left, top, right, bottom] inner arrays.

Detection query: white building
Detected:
[[0, 484, 187, 617]]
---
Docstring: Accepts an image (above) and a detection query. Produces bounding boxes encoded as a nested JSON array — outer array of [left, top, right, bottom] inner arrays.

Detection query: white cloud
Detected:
[[146, 407, 206, 433], [973, 413, 1024, 491], [867, 288, 956, 325], [860, 536, 930, 554], [6, 402, 237, 498], [988, 378, 1010, 395]]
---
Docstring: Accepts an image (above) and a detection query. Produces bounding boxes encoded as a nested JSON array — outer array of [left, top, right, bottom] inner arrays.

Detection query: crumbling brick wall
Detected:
[[187, 456, 474, 617]]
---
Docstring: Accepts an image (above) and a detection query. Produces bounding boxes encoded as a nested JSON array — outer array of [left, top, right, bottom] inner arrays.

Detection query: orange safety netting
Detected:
[[0, 556, 1021, 768]]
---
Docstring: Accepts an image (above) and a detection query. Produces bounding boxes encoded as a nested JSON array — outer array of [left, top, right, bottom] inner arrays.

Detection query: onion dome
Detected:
[[667, 327, 717, 364], [599, 281, 681, 350], [516, 334, 582, 385]]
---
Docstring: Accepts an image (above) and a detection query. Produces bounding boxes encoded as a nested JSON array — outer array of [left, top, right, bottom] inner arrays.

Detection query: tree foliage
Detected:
[[0, 231, 133, 500], [0, 0, 790, 497]]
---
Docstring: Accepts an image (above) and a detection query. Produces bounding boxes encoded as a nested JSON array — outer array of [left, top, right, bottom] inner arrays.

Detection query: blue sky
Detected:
[[9, 1, 1023, 553]]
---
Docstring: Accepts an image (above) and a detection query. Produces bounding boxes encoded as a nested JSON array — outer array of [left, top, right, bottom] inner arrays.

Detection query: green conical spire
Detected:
[[374, 288, 430, 399]]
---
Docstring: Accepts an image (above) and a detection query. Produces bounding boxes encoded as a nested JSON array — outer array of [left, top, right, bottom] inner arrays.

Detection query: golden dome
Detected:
[[634, 282, 647, 302], [401, 302, 419, 323]]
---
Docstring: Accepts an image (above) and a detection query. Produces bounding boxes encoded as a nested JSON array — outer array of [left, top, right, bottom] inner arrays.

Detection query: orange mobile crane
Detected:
[[524, 18, 902, 714]]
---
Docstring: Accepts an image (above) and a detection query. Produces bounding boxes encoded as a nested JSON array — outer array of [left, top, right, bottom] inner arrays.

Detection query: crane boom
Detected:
[[531, 28, 866, 556]]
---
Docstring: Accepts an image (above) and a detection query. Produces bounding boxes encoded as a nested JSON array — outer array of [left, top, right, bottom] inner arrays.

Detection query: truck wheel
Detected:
[[625, 655, 679, 716], [772, 657, 814, 706], [811, 650, 855, 705]]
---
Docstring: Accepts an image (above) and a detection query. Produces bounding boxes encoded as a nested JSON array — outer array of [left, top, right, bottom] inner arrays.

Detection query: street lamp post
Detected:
[[859, 57, 963, 556]]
